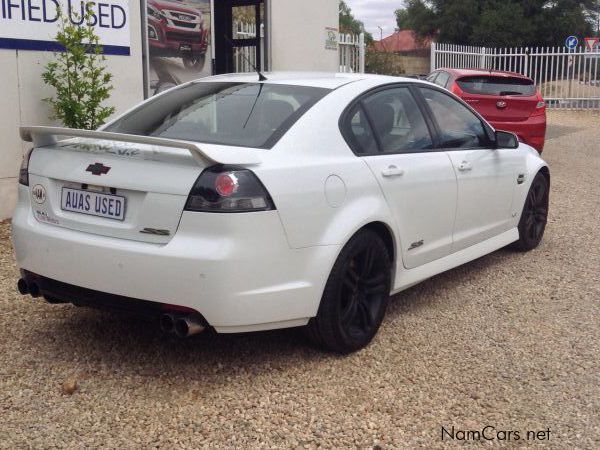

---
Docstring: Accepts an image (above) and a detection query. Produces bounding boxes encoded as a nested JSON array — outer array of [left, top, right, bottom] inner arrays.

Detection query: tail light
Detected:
[[18, 149, 34, 186], [184, 165, 275, 213], [450, 83, 463, 96], [531, 92, 546, 116]]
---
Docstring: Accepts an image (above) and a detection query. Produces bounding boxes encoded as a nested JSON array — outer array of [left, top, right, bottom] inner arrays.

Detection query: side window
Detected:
[[426, 72, 439, 83], [434, 71, 450, 88], [420, 87, 491, 149], [361, 87, 433, 154], [343, 103, 378, 155]]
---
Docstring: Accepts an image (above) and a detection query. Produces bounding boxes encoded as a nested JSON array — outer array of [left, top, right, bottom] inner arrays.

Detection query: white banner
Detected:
[[0, 0, 130, 55]]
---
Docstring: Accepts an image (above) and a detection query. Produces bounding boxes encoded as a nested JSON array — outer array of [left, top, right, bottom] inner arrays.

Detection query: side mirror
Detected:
[[495, 131, 519, 149]]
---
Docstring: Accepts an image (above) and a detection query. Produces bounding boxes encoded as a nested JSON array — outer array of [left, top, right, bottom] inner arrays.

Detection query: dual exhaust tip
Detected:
[[17, 278, 41, 298], [160, 313, 205, 338]]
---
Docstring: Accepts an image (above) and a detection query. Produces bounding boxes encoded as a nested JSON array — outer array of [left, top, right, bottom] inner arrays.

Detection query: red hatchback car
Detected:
[[427, 68, 547, 152]]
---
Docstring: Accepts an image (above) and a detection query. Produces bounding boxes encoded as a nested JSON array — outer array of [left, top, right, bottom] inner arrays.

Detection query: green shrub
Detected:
[[365, 50, 406, 76], [42, 8, 115, 129]]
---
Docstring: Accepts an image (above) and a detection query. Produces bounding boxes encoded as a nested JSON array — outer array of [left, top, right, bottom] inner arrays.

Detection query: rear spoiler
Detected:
[[19, 126, 261, 166]]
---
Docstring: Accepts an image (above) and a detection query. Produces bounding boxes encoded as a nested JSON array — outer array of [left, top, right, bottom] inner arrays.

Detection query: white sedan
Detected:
[[12, 73, 549, 353]]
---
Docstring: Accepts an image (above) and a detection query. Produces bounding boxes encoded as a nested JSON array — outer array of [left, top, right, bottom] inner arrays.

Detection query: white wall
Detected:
[[0, 1, 145, 220], [268, 0, 339, 72]]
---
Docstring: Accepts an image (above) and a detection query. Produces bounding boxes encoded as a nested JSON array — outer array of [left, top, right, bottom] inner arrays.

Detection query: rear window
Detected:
[[456, 76, 536, 96], [105, 82, 330, 149]]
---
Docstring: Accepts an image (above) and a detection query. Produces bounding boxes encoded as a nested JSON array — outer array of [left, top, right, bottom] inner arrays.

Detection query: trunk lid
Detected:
[[22, 127, 261, 244], [28, 139, 203, 244], [456, 75, 539, 122]]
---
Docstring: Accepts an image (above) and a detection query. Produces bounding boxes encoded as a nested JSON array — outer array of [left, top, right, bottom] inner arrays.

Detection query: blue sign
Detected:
[[565, 36, 578, 50]]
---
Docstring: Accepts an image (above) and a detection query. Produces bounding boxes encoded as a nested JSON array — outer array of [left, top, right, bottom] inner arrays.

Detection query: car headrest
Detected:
[[370, 103, 395, 136], [261, 100, 295, 131]]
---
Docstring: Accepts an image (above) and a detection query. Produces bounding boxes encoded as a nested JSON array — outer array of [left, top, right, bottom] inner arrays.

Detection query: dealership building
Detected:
[[0, 0, 340, 219]]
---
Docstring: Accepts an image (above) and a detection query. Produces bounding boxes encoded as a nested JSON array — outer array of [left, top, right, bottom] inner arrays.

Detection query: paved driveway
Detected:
[[0, 111, 598, 448]]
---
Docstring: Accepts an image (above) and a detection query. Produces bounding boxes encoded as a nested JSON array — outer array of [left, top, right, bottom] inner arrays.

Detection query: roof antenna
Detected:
[[223, 33, 267, 81]]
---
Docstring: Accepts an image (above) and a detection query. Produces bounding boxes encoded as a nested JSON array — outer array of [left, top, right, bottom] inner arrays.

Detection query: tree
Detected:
[[42, 8, 115, 129], [339, 1, 373, 43], [396, 0, 437, 38], [588, 0, 600, 37], [396, 8, 411, 29], [471, 2, 534, 47], [396, 0, 595, 47]]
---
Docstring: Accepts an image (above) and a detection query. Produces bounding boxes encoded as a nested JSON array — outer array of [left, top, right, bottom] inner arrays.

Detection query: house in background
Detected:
[[371, 29, 432, 76]]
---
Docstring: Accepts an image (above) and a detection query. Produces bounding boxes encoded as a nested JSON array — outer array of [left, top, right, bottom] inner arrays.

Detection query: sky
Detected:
[[345, 0, 403, 40]]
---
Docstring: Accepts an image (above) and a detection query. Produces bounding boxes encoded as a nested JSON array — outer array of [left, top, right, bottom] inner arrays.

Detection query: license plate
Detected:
[[180, 44, 192, 52], [61, 188, 126, 221]]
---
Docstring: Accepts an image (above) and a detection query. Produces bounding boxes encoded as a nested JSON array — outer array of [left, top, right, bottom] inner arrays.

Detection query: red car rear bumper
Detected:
[[489, 114, 547, 153]]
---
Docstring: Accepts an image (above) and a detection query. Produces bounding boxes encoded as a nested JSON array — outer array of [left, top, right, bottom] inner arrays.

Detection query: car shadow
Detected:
[[21, 247, 519, 381], [387, 247, 515, 316]]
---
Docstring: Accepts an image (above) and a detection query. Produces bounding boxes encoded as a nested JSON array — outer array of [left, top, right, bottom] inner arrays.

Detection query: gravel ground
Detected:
[[1, 111, 599, 449]]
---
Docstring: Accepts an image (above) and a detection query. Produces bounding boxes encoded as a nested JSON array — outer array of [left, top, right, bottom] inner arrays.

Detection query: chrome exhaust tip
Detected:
[[17, 278, 29, 295], [174, 316, 205, 338], [159, 313, 176, 334]]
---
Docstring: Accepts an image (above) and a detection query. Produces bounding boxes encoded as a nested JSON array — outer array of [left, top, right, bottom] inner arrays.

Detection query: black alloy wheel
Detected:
[[512, 172, 549, 251], [305, 230, 391, 354]]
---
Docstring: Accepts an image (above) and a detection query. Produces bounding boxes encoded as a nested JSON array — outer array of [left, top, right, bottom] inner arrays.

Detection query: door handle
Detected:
[[458, 161, 473, 172], [381, 165, 405, 178]]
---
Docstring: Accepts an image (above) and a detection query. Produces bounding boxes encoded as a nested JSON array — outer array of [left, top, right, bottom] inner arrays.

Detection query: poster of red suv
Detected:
[[147, 0, 211, 95]]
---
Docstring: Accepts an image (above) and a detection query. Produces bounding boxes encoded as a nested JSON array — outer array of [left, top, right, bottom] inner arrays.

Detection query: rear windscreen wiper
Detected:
[[499, 91, 524, 96]]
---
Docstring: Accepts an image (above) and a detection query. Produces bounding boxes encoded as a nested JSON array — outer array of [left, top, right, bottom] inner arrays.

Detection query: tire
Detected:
[[182, 54, 206, 71], [305, 230, 392, 354], [511, 172, 549, 251]]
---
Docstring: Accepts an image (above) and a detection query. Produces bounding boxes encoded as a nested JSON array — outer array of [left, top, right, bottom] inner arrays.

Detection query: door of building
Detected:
[[214, 0, 266, 75]]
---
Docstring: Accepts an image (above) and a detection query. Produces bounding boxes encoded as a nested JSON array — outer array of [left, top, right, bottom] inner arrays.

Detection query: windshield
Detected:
[[456, 76, 536, 96], [105, 82, 330, 149]]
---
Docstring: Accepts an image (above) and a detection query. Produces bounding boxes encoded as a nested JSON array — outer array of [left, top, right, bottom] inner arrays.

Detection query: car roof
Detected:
[[437, 68, 532, 80], [192, 72, 425, 89]]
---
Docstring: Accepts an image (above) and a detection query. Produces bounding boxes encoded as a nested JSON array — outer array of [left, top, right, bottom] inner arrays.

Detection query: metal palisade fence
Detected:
[[431, 42, 600, 109], [232, 21, 264, 73], [339, 33, 366, 74]]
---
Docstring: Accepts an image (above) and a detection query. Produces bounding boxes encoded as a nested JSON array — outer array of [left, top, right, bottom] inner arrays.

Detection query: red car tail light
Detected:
[[185, 166, 275, 213], [449, 83, 463, 96], [531, 92, 546, 117]]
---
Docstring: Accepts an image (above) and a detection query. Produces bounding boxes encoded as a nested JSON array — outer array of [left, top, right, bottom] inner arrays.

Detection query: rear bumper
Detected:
[[12, 186, 339, 333], [490, 114, 546, 152], [21, 270, 185, 317]]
